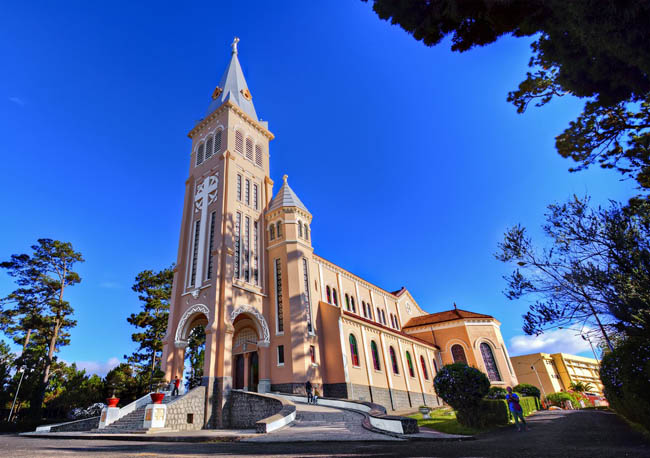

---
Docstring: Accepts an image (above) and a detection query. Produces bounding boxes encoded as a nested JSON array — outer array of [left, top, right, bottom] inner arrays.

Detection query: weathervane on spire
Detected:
[[231, 37, 240, 55]]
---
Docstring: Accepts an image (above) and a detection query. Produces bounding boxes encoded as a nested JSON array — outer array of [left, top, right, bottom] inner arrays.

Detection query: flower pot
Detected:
[[106, 397, 119, 408], [419, 407, 431, 419], [150, 393, 165, 404]]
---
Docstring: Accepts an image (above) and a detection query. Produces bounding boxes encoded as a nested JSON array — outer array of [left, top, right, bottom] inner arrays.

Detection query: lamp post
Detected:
[[8, 366, 25, 422]]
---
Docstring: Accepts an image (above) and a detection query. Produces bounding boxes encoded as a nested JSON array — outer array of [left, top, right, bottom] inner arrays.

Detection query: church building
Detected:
[[161, 39, 518, 427]]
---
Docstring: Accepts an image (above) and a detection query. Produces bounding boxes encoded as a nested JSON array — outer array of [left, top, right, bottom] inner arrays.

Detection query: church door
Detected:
[[248, 352, 259, 392], [234, 354, 245, 390]]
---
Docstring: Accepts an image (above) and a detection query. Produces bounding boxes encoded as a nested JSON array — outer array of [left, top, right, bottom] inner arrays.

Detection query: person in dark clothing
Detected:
[[172, 376, 180, 396], [305, 380, 313, 404]]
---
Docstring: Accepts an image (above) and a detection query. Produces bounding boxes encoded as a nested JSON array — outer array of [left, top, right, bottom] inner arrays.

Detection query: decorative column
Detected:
[[243, 353, 251, 391], [257, 343, 271, 393]]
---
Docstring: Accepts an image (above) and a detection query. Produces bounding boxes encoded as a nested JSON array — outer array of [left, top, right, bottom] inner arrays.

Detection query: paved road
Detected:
[[3, 410, 649, 457]]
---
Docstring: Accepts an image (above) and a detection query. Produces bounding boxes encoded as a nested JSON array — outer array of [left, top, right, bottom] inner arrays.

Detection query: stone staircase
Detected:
[[99, 395, 180, 433]]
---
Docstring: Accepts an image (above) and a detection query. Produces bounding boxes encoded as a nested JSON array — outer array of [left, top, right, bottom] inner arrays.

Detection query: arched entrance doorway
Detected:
[[173, 304, 209, 393], [232, 318, 259, 392]]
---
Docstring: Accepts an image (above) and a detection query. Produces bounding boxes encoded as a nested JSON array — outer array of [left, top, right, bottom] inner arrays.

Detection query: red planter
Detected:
[[150, 393, 165, 404], [106, 397, 120, 408]]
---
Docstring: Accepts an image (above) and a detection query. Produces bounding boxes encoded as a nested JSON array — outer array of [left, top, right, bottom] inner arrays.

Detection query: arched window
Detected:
[[245, 138, 253, 160], [376, 307, 381, 323], [406, 351, 415, 377], [345, 294, 350, 311], [451, 344, 467, 364], [205, 136, 214, 160], [381, 310, 387, 325], [390, 314, 395, 328], [235, 130, 244, 154], [332, 288, 338, 306], [298, 220, 303, 238], [420, 355, 429, 380], [196, 142, 205, 166], [255, 144, 263, 166], [349, 334, 359, 367], [326, 286, 331, 304], [269, 224, 275, 240], [371, 341, 381, 371], [215, 129, 223, 152], [389, 346, 399, 374], [304, 223, 309, 240], [350, 296, 356, 313], [276, 221, 282, 237], [432, 358, 438, 374], [480, 342, 502, 382]]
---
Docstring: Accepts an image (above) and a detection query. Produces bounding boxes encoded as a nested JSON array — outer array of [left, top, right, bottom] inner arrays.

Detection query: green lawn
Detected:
[[409, 410, 488, 435]]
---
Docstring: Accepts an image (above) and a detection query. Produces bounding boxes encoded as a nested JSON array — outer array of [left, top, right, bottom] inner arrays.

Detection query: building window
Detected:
[[215, 129, 222, 153], [350, 296, 356, 314], [420, 355, 429, 380], [236, 174, 242, 201], [361, 301, 366, 318], [406, 351, 415, 377], [255, 144, 263, 166], [235, 130, 243, 154], [480, 343, 502, 382], [189, 219, 200, 286], [253, 221, 259, 285], [275, 258, 283, 333], [298, 220, 303, 238], [277, 345, 284, 365], [276, 221, 282, 237], [304, 223, 309, 241], [253, 184, 258, 210], [345, 294, 350, 311], [243, 216, 250, 282], [390, 314, 395, 328], [310, 345, 316, 364], [432, 358, 438, 374], [205, 135, 214, 160], [302, 258, 313, 333], [326, 286, 332, 304], [245, 179, 250, 205], [332, 288, 338, 306], [389, 346, 399, 375], [206, 211, 216, 280], [245, 138, 254, 160], [371, 341, 381, 371], [234, 213, 241, 279], [269, 224, 275, 241], [376, 307, 381, 323], [451, 344, 467, 364], [381, 310, 386, 325], [196, 143, 205, 166], [349, 334, 360, 367]]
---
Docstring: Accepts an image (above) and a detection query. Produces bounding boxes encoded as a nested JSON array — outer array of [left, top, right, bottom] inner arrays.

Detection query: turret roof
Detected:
[[269, 175, 309, 212]]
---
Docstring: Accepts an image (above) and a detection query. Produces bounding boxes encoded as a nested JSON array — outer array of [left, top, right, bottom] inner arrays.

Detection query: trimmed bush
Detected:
[[486, 386, 507, 399], [514, 383, 541, 399], [434, 363, 490, 427], [600, 337, 650, 431], [467, 396, 541, 427]]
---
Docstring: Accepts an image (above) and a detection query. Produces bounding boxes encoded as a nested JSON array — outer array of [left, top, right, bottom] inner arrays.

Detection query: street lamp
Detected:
[[8, 366, 25, 422]]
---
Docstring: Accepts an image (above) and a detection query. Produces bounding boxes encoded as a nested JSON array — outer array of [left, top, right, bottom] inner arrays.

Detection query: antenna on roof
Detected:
[[453, 302, 457, 310]]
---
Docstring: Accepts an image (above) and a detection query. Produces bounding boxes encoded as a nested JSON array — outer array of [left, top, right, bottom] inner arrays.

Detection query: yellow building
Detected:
[[160, 40, 518, 428], [511, 352, 604, 397]]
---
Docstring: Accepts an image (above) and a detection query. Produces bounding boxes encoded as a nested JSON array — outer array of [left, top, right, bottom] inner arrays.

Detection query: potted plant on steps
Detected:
[[150, 382, 166, 404], [106, 389, 120, 408], [419, 406, 431, 419]]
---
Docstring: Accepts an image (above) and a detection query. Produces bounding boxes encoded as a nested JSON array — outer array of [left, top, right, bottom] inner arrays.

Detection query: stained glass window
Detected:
[[451, 344, 467, 364], [480, 343, 502, 382]]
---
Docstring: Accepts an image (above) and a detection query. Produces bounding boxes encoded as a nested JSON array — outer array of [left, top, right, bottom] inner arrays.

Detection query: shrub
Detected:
[[600, 337, 650, 431], [514, 383, 541, 399], [486, 386, 507, 399], [466, 396, 542, 428], [434, 363, 490, 427]]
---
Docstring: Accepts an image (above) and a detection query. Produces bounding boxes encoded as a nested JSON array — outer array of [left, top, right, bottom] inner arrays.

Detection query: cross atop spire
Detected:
[[205, 38, 258, 121]]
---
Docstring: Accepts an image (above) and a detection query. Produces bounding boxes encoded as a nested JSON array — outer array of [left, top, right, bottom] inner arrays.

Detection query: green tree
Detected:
[[433, 362, 490, 427], [363, 1, 650, 190], [125, 265, 173, 390], [184, 325, 205, 390], [497, 196, 650, 347], [0, 339, 14, 409], [0, 239, 84, 418], [569, 381, 594, 393]]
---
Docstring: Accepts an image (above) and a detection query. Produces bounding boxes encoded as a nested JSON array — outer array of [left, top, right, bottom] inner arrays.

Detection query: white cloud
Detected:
[[99, 281, 121, 289], [509, 328, 592, 356], [74, 357, 121, 376], [8, 96, 25, 106]]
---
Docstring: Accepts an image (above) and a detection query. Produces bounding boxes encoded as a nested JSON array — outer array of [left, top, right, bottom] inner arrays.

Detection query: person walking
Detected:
[[506, 386, 529, 432], [305, 380, 313, 404], [172, 376, 180, 396]]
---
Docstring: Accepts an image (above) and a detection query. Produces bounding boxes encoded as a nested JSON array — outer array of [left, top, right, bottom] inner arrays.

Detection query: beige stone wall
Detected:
[[511, 353, 564, 397]]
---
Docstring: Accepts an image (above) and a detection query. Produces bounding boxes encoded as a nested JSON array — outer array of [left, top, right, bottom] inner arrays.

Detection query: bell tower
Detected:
[[162, 38, 275, 428]]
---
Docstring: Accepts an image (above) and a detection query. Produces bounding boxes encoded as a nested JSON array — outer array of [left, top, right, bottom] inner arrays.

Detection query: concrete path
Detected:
[[243, 401, 402, 442]]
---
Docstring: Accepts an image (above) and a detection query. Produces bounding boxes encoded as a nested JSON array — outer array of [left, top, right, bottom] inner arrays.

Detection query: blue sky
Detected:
[[0, 1, 635, 375]]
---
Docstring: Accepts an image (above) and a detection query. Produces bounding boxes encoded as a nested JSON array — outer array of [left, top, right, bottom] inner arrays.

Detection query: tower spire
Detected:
[[206, 38, 258, 120]]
